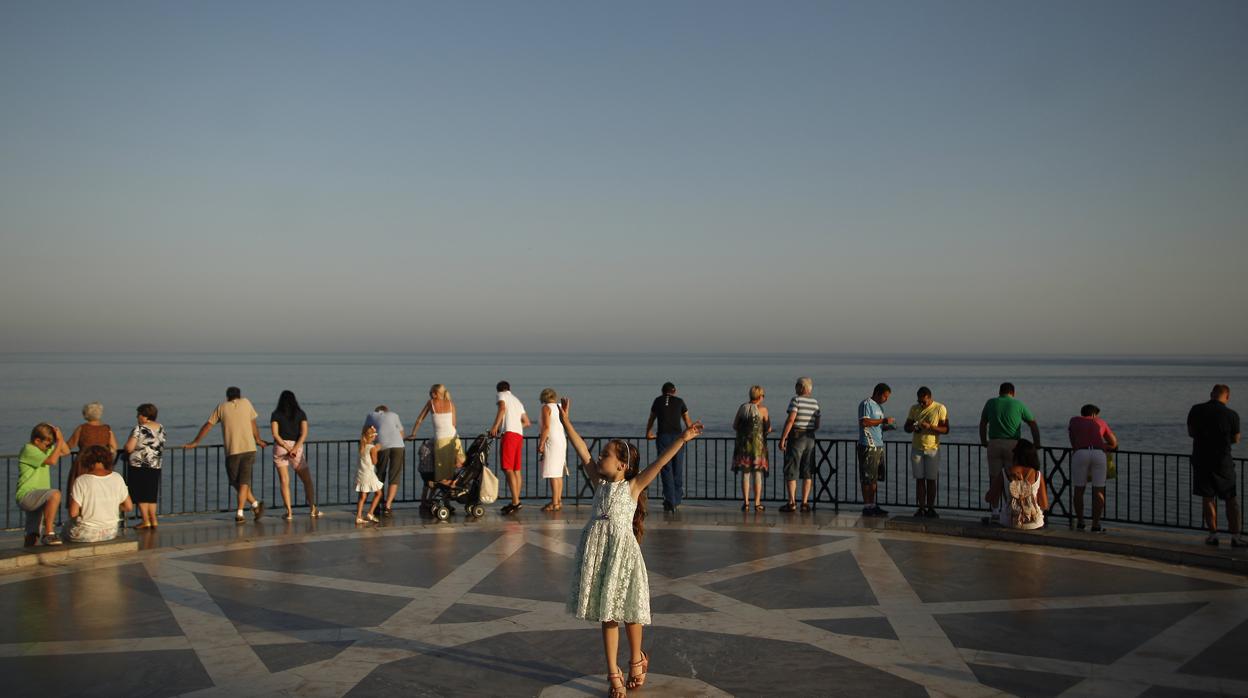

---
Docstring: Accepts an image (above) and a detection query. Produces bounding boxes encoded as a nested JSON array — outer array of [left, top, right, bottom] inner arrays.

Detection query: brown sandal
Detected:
[[627, 650, 648, 689], [608, 667, 627, 697]]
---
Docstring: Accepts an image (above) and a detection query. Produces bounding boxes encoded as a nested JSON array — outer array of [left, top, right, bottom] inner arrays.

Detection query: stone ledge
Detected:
[[884, 516, 1248, 574], [0, 538, 139, 572]]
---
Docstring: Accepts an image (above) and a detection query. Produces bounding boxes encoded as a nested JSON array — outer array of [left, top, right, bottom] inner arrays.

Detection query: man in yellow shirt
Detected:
[[904, 386, 949, 518], [184, 386, 269, 523]]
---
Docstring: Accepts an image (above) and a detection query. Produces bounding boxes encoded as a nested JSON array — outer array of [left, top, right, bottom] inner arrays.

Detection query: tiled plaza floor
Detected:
[[3, 505, 1247, 697]]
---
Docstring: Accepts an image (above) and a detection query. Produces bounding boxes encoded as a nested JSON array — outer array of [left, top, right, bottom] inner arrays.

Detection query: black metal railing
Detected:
[[3, 438, 1244, 532]]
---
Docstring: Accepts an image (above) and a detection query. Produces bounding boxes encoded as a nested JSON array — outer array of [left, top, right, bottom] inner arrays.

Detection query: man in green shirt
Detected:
[[16, 422, 71, 546], [979, 382, 1041, 482]]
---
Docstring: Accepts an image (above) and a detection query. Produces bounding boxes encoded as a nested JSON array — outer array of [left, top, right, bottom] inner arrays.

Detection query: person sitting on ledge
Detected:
[[67, 445, 133, 543], [984, 439, 1048, 530], [17, 422, 72, 546]]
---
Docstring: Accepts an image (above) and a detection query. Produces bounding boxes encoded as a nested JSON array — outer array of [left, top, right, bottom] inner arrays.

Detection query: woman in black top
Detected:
[[270, 390, 320, 519]]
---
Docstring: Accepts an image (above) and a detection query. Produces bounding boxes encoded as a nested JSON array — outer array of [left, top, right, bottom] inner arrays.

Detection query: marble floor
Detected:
[[3, 506, 1247, 697]]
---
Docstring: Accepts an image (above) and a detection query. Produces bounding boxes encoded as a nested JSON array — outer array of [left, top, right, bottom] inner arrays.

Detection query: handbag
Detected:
[[1106, 451, 1117, 480], [479, 467, 499, 504]]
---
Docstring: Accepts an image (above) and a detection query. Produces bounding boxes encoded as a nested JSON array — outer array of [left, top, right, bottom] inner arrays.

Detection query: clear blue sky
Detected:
[[2, 1, 1245, 354]]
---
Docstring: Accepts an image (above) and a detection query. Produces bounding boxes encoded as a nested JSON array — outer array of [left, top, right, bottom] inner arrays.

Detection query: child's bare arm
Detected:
[[559, 400, 598, 478]]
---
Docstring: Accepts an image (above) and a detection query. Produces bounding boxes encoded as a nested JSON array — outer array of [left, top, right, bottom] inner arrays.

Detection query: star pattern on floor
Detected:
[[2, 518, 1247, 697]]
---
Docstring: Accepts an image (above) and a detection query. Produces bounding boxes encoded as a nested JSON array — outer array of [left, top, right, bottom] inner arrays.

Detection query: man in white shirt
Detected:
[[489, 380, 531, 514]]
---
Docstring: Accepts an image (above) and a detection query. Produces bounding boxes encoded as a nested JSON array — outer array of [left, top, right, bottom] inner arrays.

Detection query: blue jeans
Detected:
[[656, 432, 686, 506]]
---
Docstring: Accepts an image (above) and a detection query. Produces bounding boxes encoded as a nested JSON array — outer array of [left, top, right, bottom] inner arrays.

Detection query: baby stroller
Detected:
[[428, 433, 497, 521]]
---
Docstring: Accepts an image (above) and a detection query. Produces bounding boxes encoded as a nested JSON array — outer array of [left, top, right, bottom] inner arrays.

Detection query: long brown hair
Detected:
[[611, 439, 646, 543]]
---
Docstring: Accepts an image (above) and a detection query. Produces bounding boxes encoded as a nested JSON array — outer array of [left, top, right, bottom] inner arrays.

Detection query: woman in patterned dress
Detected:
[[560, 398, 703, 697], [733, 385, 772, 511]]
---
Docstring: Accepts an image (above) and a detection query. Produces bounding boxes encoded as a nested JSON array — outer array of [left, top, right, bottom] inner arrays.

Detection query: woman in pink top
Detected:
[[1068, 404, 1118, 532]]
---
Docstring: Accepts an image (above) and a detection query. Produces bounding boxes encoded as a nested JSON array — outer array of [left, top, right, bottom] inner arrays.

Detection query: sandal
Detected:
[[755, 503, 765, 511], [310, 508, 324, 518], [283, 511, 294, 520], [627, 650, 648, 689], [607, 667, 627, 697], [541, 502, 557, 512], [741, 503, 749, 511]]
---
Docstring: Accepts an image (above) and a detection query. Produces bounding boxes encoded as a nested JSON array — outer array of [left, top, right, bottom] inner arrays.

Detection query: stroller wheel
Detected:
[[434, 506, 450, 521], [471, 505, 485, 518]]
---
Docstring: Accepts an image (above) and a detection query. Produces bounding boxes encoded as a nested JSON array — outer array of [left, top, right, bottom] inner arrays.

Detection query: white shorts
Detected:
[[1071, 448, 1107, 488], [911, 449, 940, 480]]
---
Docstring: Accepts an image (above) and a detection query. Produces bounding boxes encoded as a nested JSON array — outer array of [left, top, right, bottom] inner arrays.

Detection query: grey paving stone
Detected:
[[433, 603, 529, 625], [180, 531, 502, 588], [253, 641, 355, 672], [0, 649, 213, 697], [1177, 616, 1248, 681], [804, 616, 898, 640], [0, 562, 182, 644], [1140, 686, 1227, 697], [470, 544, 574, 603], [650, 594, 715, 614], [935, 603, 1206, 664], [707, 550, 878, 609], [194, 572, 412, 633], [881, 539, 1235, 603], [966, 663, 1085, 697]]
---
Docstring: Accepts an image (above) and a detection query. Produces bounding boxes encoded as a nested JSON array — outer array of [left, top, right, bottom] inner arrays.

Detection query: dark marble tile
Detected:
[[470, 544, 573, 603], [1178, 617, 1248, 681], [707, 550, 878, 609], [564, 527, 841, 578], [347, 627, 926, 697], [253, 641, 355, 672], [181, 531, 502, 588], [1141, 687, 1226, 698], [966, 663, 1085, 697], [433, 603, 528, 625], [0, 563, 182, 644], [881, 539, 1235, 603], [194, 572, 412, 633], [935, 603, 1206, 664], [804, 616, 897, 640], [0, 649, 213, 697], [650, 594, 714, 614]]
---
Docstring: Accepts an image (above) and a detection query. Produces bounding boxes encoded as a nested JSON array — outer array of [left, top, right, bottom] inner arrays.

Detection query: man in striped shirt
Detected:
[[779, 377, 822, 512]]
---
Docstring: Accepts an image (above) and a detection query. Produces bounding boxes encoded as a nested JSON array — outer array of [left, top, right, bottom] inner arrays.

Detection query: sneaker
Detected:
[[872, 505, 889, 517], [925, 508, 939, 519], [253, 501, 265, 521], [41, 533, 63, 546], [1090, 525, 1107, 534], [662, 501, 673, 513], [1076, 521, 1086, 531], [862, 506, 875, 517], [780, 502, 797, 513], [1206, 533, 1219, 546], [1232, 536, 1248, 548], [913, 508, 927, 518]]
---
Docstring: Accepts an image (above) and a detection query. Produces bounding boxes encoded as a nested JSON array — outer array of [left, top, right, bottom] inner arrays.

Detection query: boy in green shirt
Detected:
[[16, 422, 71, 546]]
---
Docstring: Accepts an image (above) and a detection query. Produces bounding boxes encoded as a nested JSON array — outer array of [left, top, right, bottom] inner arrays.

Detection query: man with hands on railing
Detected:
[[184, 386, 269, 524], [979, 382, 1040, 522], [1188, 384, 1242, 547]]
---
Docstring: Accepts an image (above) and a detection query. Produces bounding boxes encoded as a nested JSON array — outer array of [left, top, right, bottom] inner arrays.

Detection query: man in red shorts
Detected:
[[489, 380, 530, 514]]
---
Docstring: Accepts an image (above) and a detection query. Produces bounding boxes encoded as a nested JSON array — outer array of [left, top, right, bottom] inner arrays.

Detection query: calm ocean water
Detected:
[[2, 352, 1246, 456]]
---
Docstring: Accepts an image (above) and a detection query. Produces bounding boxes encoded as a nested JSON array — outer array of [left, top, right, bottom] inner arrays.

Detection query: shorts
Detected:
[[1071, 448, 1107, 488], [857, 445, 886, 483], [1193, 457, 1236, 500], [225, 452, 256, 491], [18, 489, 57, 535], [501, 432, 523, 471], [68, 523, 119, 543], [375, 447, 405, 486], [783, 431, 817, 481], [128, 467, 162, 504], [273, 443, 308, 471], [986, 439, 1018, 480], [911, 449, 939, 480]]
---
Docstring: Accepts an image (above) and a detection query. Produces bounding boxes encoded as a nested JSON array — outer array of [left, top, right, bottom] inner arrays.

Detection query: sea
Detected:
[[2, 352, 1245, 456]]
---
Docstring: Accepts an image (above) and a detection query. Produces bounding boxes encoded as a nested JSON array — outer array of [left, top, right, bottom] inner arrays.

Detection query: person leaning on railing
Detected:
[[979, 382, 1040, 523], [1068, 404, 1117, 533], [779, 377, 821, 513], [1188, 384, 1243, 547], [123, 403, 166, 529]]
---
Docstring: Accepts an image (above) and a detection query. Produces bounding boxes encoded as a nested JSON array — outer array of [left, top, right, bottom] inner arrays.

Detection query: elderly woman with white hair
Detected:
[[66, 402, 117, 511]]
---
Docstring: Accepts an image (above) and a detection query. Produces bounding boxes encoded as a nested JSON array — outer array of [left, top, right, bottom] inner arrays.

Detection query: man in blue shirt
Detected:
[[858, 383, 895, 517], [365, 406, 406, 516]]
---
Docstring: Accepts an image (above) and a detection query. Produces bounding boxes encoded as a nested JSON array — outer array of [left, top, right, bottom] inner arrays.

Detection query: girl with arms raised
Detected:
[[560, 398, 703, 697]]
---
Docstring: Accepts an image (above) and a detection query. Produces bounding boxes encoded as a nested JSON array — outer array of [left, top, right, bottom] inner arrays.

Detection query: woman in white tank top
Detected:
[[411, 384, 466, 483], [538, 388, 568, 511]]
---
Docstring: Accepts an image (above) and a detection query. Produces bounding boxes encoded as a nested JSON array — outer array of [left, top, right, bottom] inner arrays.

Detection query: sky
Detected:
[[1, 0, 1245, 355]]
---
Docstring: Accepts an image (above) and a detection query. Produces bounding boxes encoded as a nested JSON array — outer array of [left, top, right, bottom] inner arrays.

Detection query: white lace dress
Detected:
[[567, 478, 650, 625]]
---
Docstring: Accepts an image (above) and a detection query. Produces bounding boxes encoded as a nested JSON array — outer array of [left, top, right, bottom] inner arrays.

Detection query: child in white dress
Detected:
[[355, 425, 384, 524], [560, 398, 703, 698]]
